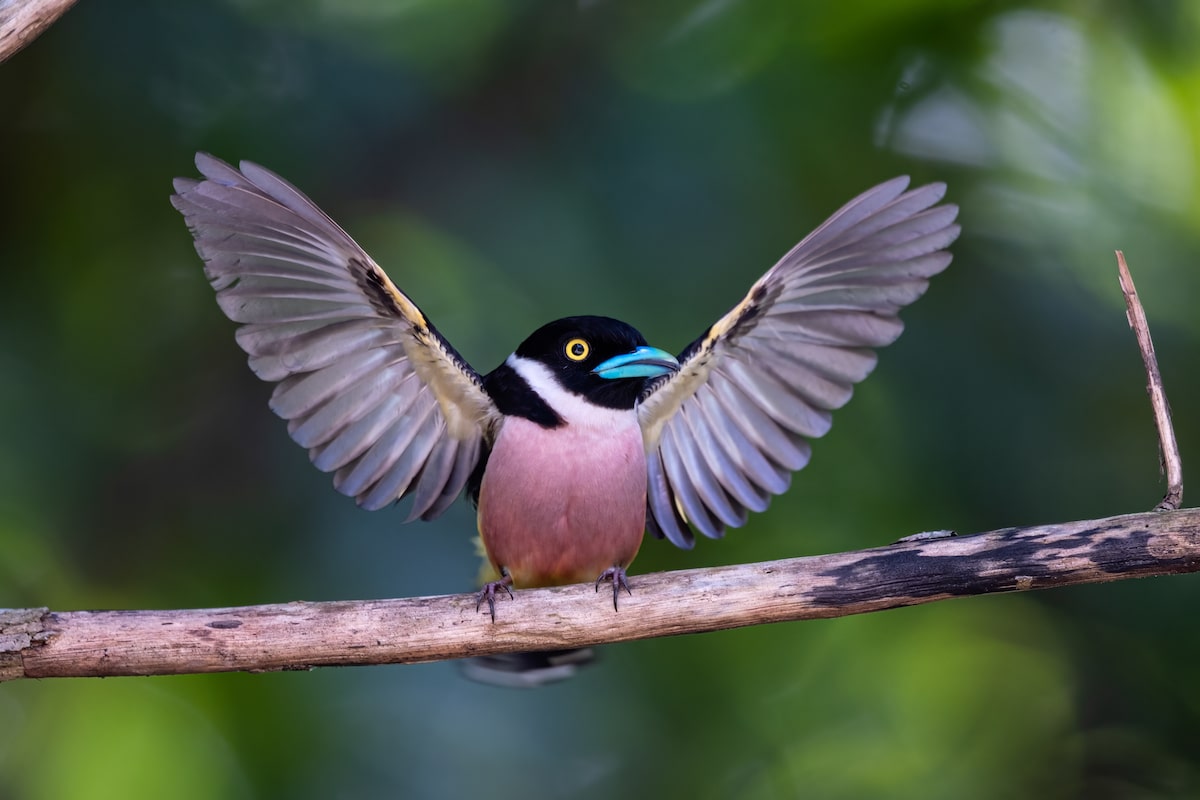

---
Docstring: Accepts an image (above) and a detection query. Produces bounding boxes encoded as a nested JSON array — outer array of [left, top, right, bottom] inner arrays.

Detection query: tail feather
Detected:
[[459, 648, 596, 688]]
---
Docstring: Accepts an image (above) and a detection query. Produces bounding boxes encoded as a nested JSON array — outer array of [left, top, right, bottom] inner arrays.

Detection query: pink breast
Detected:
[[478, 415, 648, 587]]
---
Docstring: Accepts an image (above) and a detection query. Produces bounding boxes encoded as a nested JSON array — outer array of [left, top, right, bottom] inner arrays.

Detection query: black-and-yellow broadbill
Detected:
[[172, 153, 959, 632]]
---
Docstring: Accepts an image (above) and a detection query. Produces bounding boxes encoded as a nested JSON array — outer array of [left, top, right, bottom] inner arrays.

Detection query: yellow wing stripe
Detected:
[[638, 280, 770, 452], [355, 256, 430, 330]]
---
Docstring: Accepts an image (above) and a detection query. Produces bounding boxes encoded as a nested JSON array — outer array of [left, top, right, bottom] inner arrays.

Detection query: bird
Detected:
[[171, 153, 959, 685]]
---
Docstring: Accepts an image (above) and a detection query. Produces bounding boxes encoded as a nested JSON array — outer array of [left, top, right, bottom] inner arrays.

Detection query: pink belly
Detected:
[[478, 416, 647, 587]]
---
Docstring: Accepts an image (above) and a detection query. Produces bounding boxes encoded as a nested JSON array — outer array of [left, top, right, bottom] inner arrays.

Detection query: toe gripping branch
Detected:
[[475, 572, 513, 622], [474, 566, 632, 622], [595, 566, 632, 611]]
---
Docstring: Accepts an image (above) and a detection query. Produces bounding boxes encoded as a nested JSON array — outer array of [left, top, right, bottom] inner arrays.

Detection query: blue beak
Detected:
[[592, 346, 679, 380]]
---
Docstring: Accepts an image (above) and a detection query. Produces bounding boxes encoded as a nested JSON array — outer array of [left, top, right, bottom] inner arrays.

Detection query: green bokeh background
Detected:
[[3, 1, 1200, 797]]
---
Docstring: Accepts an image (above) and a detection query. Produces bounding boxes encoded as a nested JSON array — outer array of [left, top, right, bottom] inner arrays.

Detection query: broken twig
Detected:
[[1116, 250, 1183, 510]]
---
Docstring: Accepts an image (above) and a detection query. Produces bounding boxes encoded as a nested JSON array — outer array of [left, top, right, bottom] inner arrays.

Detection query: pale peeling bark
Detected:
[[2, 509, 1197, 681], [0, 0, 78, 63]]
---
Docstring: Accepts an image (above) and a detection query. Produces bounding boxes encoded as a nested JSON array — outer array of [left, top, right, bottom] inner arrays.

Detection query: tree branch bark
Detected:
[[3, 508, 1197, 681], [0, 0, 77, 64]]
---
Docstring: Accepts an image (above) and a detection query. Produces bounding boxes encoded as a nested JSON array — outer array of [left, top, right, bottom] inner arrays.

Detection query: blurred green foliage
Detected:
[[3, 0, 1200, 797]]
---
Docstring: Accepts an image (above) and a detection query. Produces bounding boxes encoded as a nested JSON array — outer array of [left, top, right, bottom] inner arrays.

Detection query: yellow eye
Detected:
[[564, 338, 590, 362]]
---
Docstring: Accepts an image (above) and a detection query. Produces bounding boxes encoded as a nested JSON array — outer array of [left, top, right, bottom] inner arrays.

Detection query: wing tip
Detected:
[[191, 151, 244, 186]]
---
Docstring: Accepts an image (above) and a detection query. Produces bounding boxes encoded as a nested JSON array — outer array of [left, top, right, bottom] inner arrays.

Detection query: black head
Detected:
[[517, 315, 644, 371], [484, 316, 679, 423], [518, 315, 678, 409]]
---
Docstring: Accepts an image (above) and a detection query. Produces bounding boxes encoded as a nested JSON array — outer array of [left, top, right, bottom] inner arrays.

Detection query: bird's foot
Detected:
[[594, 566, 632, 611], [475, 573, 513, 622]]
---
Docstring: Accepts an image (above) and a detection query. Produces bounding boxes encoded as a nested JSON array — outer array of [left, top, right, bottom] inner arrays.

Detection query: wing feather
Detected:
[[247, 320, 396, 382], [289, 361, 413, 449], [673, 406, 744, 530], [172, 153, 498, 518], [710, 378, 811, 474], [420, 436, 483, 520], [639, 176, 959, 547], [706, 383, 793, 495], [646, 451, 692, 547], [336, 399, 436, 502], [688, 394, 765, 516], [359, 403, 444, 511], [312, 384, 417, 472], [659, 423, 726, 540]]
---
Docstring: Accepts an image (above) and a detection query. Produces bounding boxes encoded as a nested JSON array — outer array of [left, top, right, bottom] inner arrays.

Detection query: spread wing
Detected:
[[638, 176, 960, 548], [171, 153, 498, 519]]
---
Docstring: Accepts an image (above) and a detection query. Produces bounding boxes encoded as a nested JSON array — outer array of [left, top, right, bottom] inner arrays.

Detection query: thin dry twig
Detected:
[[1116, 250, 1183, 510], [3, 509, 1199, 681]]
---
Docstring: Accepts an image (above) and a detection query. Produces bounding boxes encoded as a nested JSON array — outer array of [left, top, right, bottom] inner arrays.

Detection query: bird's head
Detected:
[[512, 316, 679, 411]]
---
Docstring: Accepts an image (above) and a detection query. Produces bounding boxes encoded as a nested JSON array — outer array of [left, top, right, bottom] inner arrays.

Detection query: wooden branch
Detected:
[[3, 508, 1198, 681], [0, 0, 77, 64], [1116, 251, 1183, 510]]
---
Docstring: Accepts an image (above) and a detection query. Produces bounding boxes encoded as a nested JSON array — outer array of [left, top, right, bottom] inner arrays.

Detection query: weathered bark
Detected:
[[0, 0, 77, 63], [2, 508, 1196, 681]]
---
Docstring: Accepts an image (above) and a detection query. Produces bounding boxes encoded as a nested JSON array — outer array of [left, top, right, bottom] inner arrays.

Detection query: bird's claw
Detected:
[[475, 574, 514, 622], [594, 566, 632, 611]]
